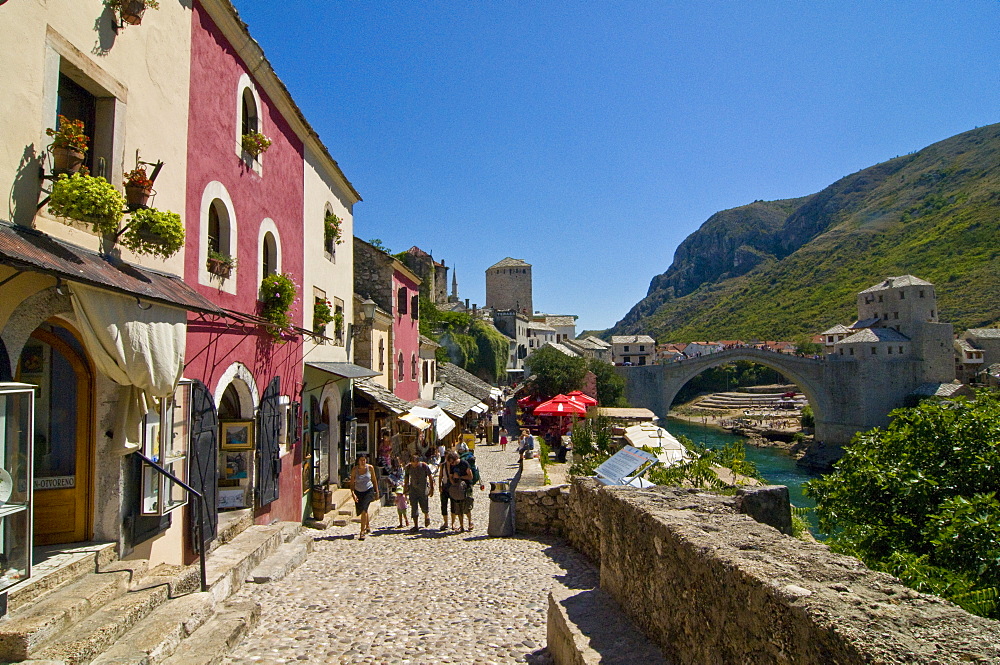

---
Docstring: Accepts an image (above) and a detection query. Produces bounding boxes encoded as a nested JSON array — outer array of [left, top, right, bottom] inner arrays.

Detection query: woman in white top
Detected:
[[349, 453, 380, 540]]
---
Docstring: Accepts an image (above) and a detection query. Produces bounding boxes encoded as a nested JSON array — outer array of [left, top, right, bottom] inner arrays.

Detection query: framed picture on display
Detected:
[[355, 423, 369, 455], [220, 420, 254, 450]]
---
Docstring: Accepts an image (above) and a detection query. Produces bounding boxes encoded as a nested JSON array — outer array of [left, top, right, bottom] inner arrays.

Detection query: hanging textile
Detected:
[[69, 282, 186, 453]]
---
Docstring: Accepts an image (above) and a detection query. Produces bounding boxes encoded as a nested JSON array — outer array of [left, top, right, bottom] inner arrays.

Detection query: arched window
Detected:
[[378, 339, 385, 373], [397, 353, 404, 382], [411, 354, 418, 380], [422, 360, 428, 385], [206, 199, 231, 256], [397, 288, 408, 316], [262, 231, 277, 277], [241, 88, 259, 137]]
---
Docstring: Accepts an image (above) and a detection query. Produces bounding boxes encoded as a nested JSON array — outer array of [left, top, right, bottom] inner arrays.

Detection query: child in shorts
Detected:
[[395, 486, 409, 528]]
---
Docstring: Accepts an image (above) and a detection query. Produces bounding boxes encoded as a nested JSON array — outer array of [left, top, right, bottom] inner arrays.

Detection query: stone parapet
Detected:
[[562, 477, 1000, 664], [515, 484, 570, 536]]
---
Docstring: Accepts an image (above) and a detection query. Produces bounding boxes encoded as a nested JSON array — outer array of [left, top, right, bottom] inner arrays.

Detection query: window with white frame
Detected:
[[140, 381, 191, 516]]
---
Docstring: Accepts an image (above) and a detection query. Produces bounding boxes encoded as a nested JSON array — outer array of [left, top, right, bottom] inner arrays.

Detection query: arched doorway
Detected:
[[16, 322, 93, 545], [217, 379, 254, 511]]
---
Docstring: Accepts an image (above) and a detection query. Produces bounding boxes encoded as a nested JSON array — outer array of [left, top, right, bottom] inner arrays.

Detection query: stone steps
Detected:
[[304, 488, 354, 529], [159, 599, 260, 665], [0, 523, 292, 664], [245, 533, 313, 585]]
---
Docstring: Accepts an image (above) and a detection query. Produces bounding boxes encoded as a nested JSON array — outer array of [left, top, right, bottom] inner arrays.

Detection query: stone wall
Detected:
[[560, 477, 1000, 664], [515, 485, 570, 536]]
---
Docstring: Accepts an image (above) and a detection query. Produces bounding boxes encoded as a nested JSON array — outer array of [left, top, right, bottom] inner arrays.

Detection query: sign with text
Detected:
[[595, 446, 658, 485]]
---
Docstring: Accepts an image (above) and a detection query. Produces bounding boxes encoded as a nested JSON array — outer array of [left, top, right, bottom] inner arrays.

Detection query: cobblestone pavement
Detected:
[[224, 444, 597, 665]]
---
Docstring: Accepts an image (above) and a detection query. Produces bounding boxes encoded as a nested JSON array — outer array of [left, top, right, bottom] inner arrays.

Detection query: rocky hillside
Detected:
[[611, 123, 1000, 341]]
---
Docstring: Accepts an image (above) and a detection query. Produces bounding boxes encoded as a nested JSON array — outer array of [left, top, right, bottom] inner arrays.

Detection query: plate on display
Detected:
[[0, 469, 12, 506]]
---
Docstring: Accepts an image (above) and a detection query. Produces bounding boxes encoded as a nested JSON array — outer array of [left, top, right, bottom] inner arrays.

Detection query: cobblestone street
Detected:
[[224, 445, 597, 665]]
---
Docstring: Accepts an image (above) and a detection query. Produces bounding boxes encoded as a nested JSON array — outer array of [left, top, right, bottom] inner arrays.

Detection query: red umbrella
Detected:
[[566, 390, 598, 407], [533, 394, 588, 417]]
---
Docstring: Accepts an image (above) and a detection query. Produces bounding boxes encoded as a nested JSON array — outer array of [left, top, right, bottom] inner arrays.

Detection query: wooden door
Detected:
[[18, 327, 93, 545]]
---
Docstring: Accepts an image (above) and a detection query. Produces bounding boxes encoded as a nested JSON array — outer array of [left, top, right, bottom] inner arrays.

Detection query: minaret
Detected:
[[451, 268, 459, 302]]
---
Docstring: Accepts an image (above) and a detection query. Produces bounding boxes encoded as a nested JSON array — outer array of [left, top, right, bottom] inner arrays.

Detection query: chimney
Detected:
[[473, 304, 478, 316], [465, 298, 469, 309]]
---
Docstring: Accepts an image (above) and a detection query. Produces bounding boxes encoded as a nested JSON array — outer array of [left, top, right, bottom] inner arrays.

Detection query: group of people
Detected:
[[347, 442, 486, 540]]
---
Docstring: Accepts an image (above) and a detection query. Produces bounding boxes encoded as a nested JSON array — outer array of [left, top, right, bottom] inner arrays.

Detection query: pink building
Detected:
[[392, 266, 422, 401], [182, 1, 307, 547]]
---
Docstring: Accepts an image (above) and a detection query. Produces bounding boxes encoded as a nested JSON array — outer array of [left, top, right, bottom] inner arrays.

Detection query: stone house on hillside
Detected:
[[611, 335, 656, 366]]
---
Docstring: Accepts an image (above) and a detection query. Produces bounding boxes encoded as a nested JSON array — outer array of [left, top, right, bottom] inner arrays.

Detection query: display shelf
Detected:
[[0, 504, 27, 519]]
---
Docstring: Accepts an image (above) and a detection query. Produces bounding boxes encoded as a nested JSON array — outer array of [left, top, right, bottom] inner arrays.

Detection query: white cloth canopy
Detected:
[[406, 405, 455, 439], [399, 412, 430, 431], [70, 282, 186, 453]]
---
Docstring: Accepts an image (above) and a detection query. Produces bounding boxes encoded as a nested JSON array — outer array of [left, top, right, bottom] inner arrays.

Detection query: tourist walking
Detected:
[[447, 451, 475, 532], [395, 487, 409, 528], [499, 427, 508, 452], [349, 453, 379, 540], [403, 453, 434, 532], [438, 450, 455, 531]]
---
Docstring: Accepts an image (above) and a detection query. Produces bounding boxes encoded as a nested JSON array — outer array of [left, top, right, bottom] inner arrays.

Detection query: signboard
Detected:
[[595, 445, 658, 485], [35, 475, 75, 490]]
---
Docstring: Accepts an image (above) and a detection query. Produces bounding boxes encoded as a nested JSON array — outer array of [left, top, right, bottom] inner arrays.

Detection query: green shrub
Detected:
[[120, 207, 184, 259], [48, 173, 124, 234], [259, 273, 297, 339]]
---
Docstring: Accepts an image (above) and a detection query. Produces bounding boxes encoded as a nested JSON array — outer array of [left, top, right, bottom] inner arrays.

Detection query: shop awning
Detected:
[[407, 405, 456, 438], [0, 220, 220, 314], [489, 387, 503, 400], [306, 362, 380, 380], [399, 413, 430, 430], [354, 378, 409, 414], [470, 402, 489, 414]]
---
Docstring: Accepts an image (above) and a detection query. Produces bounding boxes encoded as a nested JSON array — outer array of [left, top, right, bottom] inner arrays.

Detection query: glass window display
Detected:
[[140, 382, 191, 516], [0, 384, 34, 592]]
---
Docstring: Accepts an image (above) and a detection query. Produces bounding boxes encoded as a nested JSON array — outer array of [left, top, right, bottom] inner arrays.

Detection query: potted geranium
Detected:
[[241, 131, 272, 158], [46, 115, 89, 174], [106, 0, 159, 26], [123, 165, 154, 210], [48, 173, 124, 235], [259, 273, 297, 339], [313, 298, 334, 334], [207, 250, 237, 278], [324, 212, 343, 248], [120, 207, 184, 259]]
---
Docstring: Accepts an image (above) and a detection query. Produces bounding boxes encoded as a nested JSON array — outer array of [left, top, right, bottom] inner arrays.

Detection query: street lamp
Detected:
[[352, 298, 377, 336]]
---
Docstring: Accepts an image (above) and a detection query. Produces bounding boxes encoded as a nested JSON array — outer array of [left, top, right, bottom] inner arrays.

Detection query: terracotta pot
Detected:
[[125, 183, 152, 209], [51, 147, 85, 175], [206, 257, 233, 279], [120, 0, 146, 25]]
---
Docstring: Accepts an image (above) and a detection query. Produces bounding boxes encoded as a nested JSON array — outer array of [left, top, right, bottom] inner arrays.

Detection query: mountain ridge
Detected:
[[610, 124, 1000, 341]]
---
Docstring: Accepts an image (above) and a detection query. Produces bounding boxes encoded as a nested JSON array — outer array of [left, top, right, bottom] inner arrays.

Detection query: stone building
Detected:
[[611, 335, 656, 366], [399, 246, 449, 305], [486, 257, 532, 315], [956, 328, 1000, 384]]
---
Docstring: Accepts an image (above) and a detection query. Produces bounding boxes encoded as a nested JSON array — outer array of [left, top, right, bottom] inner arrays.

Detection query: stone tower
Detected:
[[486, 257, 532, 315]]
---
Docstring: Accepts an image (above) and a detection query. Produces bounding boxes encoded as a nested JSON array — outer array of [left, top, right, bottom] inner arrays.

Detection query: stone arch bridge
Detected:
[[617, 347, 927, 445]]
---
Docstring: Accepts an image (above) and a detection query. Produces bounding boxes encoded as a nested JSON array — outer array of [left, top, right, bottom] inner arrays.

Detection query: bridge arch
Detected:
[[620, 348, 834, 438]]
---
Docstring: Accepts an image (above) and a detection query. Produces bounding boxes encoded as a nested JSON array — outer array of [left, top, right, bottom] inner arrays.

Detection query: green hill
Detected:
[[611, 124, 1000, 342]]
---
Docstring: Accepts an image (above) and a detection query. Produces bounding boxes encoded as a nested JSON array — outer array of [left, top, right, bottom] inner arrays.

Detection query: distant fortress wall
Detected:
[[539, 478, 1000, 664]]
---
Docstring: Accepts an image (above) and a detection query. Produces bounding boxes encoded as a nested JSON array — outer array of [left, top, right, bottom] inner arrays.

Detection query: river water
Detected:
[[665, 418, 821, 531]]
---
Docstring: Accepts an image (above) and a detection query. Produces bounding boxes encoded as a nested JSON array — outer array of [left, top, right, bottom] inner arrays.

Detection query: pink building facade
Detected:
[[392, 267, 422, 401], [183, 1, 306, 544]]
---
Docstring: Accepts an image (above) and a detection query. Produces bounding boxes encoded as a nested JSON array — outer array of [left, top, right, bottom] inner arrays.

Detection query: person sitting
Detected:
[[518, 432, 535, 461]]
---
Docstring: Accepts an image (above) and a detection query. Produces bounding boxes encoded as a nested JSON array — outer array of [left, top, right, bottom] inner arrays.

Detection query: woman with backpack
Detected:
[[447, 451, 475, 532]]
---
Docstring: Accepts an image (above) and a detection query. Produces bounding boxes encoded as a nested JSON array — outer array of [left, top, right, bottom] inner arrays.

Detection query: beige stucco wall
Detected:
[[0, 0, 193, 567], [301, 146, 356, 363], [0, 0, 192, 277]]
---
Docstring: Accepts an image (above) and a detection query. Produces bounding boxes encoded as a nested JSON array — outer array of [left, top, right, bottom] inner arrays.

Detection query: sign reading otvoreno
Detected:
[[595, 446, 658, 485], [35, 475, 75, 490]]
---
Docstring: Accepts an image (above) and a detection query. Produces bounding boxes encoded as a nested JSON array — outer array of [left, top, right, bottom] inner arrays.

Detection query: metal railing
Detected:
[[134, 452, 208, 593]]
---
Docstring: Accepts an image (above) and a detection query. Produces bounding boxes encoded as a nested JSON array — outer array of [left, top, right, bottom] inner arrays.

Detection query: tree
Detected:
[[524, 346, 586, 397], [587, 358, 628, 406], [805, 391, 1000, 617]]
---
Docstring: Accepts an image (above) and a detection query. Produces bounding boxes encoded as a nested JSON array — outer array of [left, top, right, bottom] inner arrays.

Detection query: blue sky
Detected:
[[230, 0, 1000, 333]]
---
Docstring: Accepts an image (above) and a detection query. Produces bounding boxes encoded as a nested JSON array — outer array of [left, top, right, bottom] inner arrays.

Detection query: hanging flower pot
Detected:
[[120, 207, 185, 260], [120, 0, 146, 24], [207, 251, 236, 279], [124, 183, 152, 209], [46, 115, 89, 175], [51, 147, 86, 175], [48, 173, 124, 235]]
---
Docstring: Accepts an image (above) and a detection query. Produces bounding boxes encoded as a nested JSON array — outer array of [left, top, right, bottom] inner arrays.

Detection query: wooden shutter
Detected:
[[188, 380, 219, 551], [256, 376, 281, 506]]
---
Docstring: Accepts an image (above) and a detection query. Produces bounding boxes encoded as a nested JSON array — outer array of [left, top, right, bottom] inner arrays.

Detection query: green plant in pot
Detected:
[[48, 173, 124, 234], [324, 212, 343, 247], [123, 165, 155, 210], [207, 250, 237, 278], [46, 115, 89, 174], [241, 132, 272, 158], [259, 273, 297, 339], [120, 207, 184, 259], [333, 309, 344, 341], [105, 0, 159, 26], [313, 298, 334, 334]]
